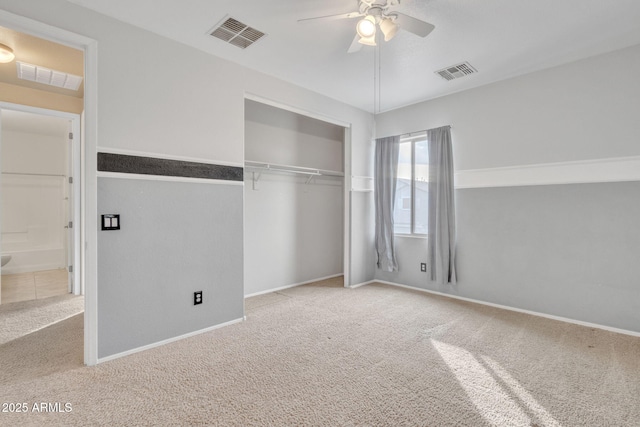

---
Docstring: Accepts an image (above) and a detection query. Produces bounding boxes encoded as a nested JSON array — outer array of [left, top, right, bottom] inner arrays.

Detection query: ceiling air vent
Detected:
[[16, 61, 83, 91], [209, 17, 266, 49], [435, 62, 477, 81]]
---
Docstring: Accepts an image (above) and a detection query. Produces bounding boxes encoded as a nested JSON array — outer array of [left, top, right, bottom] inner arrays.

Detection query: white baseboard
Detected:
[[347, 280, 376, 289], [368, 280, 640, 338], [244, 273, 344, 298], [97, 317, 244, 364]]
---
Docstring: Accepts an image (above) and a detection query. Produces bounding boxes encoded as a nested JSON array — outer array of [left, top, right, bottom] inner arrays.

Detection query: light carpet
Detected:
[[0, 294, 84, 345], [0, 277, 638, 426]]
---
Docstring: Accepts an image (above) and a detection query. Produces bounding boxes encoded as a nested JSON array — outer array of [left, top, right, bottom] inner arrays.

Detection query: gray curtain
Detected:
[[374, 135, 400, 272], [427, 126, 457, 284]]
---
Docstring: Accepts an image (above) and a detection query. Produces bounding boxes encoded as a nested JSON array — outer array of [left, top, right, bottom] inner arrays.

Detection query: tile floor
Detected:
[[1, 269, 69, 304]]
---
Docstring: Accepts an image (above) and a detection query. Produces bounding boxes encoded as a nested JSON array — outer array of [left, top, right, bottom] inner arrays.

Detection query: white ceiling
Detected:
[[65, 0, 640, 113], [0, 25, 84, 98]]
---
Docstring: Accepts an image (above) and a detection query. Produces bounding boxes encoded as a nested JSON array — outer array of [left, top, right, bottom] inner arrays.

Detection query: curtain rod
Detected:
[[403, 125, 452, 138]]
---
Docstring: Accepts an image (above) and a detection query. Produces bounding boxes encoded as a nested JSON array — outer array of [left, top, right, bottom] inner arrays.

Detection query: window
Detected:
[[393, 134, 428, 235]]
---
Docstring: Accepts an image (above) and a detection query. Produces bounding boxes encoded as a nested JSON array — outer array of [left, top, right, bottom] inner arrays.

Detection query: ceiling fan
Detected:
[[299, 0, 435, 53]]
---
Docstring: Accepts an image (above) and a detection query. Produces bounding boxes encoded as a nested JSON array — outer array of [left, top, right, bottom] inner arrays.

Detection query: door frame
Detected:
[[0, 104, 81, 295], [0, 8, 99, 366], [243, 92, 353, 287]]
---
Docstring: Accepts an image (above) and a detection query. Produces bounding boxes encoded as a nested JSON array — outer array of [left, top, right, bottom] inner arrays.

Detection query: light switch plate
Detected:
[[101, 214, 120, 230]]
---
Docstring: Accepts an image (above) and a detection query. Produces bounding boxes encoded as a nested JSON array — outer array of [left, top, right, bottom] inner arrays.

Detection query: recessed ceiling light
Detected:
[[16, 61, 83, 91], [0, 43, 15, 63]]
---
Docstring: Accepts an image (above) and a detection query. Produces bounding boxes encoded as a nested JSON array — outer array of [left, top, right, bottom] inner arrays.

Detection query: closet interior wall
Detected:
[[244, 100, 344, 296]]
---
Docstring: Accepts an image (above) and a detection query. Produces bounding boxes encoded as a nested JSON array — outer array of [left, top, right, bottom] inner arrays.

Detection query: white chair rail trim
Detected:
[[455, 155, 640, 188]]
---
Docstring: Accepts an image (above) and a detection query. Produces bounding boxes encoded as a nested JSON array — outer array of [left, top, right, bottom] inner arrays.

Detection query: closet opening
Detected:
[[243, 98, 347, 297]]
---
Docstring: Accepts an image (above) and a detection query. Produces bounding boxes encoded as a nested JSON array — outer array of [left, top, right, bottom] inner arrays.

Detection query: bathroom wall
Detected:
[[1, 113, 69, 275]]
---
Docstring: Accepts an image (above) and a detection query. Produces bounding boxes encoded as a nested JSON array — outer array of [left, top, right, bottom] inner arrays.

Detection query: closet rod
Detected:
[[244, 160, 344, 177], [265, 167, 320, 176]]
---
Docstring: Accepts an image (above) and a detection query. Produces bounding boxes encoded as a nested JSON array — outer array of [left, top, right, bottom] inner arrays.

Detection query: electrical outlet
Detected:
[[420, 263, 427, 272], [194, 291, 203, 305]]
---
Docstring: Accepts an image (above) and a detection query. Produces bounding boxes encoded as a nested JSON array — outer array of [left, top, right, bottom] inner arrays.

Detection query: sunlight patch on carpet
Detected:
[[432, 339, 533, 426], [480, 355, 561, 427]]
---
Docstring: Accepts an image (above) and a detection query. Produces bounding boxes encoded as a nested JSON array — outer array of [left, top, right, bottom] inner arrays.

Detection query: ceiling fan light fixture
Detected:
[[379, 17, 399, 41], [0, 43, 15, 63], [356, 15, 376, 38], [358, 35, 377, 46]]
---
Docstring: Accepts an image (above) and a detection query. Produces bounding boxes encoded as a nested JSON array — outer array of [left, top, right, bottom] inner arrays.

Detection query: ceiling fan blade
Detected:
[[394, 12, 435, 37], [347, 34, 363, 53], [298, 11, 363, 23]]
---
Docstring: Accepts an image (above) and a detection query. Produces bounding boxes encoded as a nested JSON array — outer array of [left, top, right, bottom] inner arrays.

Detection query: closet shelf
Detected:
[[244, 160, 344, 189]]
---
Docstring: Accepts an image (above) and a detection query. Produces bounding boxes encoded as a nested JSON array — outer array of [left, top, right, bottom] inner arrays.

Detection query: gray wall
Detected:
[[377, 182, 640, 332], [0, 0, 376, 363], [98, 177, 243, 358], [244, 174, 344, 295], [349, 191, 376, 285], [245, 100, 344, 171], [376, 44, 640, 169], [374, 44, 640, 334]]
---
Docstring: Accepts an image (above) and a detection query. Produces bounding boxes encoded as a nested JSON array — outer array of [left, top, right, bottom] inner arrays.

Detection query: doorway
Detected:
[[0, 107, 81, 304], [0, 8, 98, 365]]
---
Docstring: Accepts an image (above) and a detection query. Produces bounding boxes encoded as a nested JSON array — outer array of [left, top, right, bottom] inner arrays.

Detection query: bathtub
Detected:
[[1, 174, 68, 275], [0, 248, 66, 275]]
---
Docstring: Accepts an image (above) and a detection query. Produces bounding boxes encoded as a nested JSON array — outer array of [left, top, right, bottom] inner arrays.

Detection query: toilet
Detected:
[[1, 255, 11, 267]]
